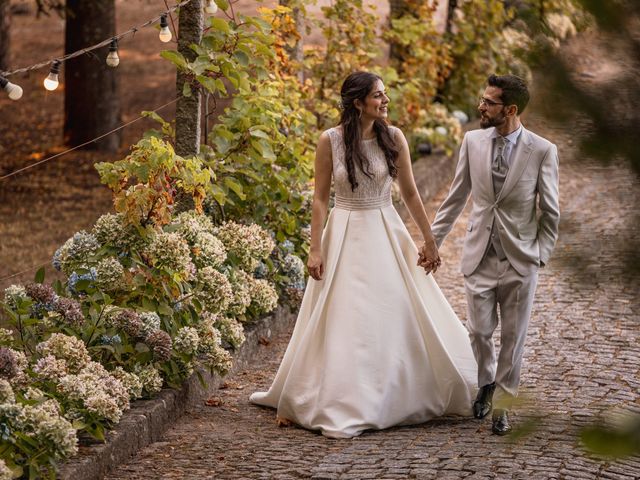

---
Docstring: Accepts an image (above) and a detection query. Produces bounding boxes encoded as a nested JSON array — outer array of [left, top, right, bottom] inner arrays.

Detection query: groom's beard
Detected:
[[480, 111, 507, 129]]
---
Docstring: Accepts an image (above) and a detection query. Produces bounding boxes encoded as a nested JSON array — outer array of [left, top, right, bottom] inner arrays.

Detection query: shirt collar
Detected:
[[491, 124, 523, 145]]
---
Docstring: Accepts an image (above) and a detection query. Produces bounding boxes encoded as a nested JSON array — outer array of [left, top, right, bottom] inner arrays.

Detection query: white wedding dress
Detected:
[[250, 126, 477, 438]]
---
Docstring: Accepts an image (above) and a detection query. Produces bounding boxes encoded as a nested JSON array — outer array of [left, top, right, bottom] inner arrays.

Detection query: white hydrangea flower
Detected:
[[23, 399, 78, 458], [0, 459, 12, 480], [95, 256, 126, 291], [203, 345, 233, 376], [248, 278, 279, 314], [36, 334, 91, 374], [196, 267, 233, 314], [197, 314, 223, 355], [139, 312, 162, 339], [34, 355, 69, 381], [192, 232, 227, 269], [134, 364, 164, 396], [110, 367, 144, 400], [3, 284, 27, 310], [226, 269, 252, 317], [0, 379, 14, 404], [172, 210, 216, 243], [215, 316, 246, 349], [216, 221, 275, 272], [53, 231, 100, 275], [173, 327, 200, 355], [145, 231, 195, 278]]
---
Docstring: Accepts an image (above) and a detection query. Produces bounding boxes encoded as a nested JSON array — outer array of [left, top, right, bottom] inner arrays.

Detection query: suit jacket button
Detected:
[[486, 226, 491, 231]]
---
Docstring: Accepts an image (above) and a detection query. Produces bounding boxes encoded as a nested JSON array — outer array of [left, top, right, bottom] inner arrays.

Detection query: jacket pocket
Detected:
[[466, 221, 473, 232]]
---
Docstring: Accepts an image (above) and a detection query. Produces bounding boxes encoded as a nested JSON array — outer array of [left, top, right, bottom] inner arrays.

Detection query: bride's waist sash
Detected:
[[334, 194, 391, 211]]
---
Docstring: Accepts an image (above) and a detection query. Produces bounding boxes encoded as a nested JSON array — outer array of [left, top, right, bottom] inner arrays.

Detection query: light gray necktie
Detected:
[[493, 136, 507, 175]]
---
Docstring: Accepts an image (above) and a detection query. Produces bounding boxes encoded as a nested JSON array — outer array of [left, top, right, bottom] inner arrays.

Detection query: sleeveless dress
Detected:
[[250, 126, 477, 438]]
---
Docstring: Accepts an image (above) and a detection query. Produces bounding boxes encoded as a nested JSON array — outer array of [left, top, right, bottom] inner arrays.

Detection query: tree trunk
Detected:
[[0, 0, 10, 72], [445, 0, 457, 35], [64, 0, 120, 152], [175, 0, 203, 158], [388, 0, 409, 70]]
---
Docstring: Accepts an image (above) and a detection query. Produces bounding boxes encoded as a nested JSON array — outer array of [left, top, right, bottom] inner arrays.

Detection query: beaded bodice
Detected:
[[325, 126, 395, 210]]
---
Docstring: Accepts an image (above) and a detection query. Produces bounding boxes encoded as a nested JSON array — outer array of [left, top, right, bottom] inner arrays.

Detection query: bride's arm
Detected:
[[394, 128, 440, 271], [307, 131, 333, 281]]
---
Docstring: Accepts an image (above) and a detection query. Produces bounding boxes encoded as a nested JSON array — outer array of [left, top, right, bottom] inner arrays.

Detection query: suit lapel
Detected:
[[497, 128, 533, 201], [479, 128, 495, 199]]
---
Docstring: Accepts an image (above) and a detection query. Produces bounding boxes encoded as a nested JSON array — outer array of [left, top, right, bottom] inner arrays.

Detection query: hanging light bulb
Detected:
[[0, 76, 23, 100], [204, 0, 218, 14], [159, 14, 172, 43], [106, 38, 120, 67], [43, 60, 61, 91]]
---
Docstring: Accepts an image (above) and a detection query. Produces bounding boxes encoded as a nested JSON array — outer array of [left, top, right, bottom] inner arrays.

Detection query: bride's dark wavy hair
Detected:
[[339, 71, 399, 191]]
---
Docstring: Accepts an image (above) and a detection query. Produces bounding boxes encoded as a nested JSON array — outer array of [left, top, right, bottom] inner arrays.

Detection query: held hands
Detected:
[[307, 251, 324, 281], [417, 239, 441, 275]]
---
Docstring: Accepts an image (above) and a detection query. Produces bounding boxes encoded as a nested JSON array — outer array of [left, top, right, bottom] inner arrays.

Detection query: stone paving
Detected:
[[105, 110, 640, 479]]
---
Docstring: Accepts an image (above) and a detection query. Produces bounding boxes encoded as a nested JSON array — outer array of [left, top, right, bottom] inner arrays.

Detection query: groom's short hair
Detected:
[[487, 74, 530, 115]]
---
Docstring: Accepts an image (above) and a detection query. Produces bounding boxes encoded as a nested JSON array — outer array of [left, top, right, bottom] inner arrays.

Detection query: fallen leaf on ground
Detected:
[[258, 336, 271, 346], [205, 396, 223, 407]]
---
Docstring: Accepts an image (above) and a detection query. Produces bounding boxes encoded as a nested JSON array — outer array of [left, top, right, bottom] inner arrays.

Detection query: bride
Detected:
[[250, 71, 477, 438]]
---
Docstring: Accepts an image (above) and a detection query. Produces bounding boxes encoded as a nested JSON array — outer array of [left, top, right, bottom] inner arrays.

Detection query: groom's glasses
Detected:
[[478, 96, 504, 107]]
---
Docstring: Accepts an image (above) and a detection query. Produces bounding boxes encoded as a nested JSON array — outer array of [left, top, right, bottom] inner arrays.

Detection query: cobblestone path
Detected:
[[105, 109, 640, 479]]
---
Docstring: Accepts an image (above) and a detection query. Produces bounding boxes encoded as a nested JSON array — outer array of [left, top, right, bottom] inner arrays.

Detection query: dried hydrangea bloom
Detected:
[[172, 210, 216, 243], [173, 327, 200, 356], [0, 379, 15, 404], [34, 355, 69, 381], [146, 330, 173, 362], [24, 282, 58, 305], [36, 333, 91, 374], [216, 221, 275, 272], [196, 267, 233, 314], [111, 367, 143, 400], [54, 297, 85, 327], [2, 284, 28, 310], [204, 345, 233, 376], [145, 231, 194, 278], [226, 269, 252, 317], [53, 231, 100, 275], [248, 278, 279, 314], [214, 316, 246, 350], [192, 232, 227, 269], [95, 257, 126, 292], [0, 348, 18, 380], [139, 312, 162, 339], [134, 364, 164, 397]]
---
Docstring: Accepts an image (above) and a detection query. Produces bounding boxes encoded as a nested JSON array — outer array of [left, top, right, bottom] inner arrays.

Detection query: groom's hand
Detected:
[[418, 240, 441, 275]]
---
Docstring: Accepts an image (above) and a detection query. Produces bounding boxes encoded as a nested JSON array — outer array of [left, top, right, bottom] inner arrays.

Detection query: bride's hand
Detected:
[[307, 251, 324, 280], [418, 239, 441, 274]]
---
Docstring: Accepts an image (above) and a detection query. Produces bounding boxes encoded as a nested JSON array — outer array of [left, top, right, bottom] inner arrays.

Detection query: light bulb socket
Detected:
[[109, 38, 118, 52], [160, 14, 168, 28], [49, 60, 61, 75], [0, 77, 8, 90]]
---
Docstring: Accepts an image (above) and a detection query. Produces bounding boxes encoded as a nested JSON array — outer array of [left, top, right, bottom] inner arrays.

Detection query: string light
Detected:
[[159, 14, 172, 42], [106, 38, 120, 67], [43, 60, 61, 91], [205, 0, 218, 14], [0, 0, 192, 79], [0, 76, 23, 100]]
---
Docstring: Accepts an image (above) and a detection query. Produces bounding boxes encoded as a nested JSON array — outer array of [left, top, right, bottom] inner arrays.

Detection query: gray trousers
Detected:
[[464, 246, 538, 409]]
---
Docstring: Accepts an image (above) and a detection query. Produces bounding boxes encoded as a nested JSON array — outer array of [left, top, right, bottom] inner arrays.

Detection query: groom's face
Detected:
[[478, 86, 507, 129]]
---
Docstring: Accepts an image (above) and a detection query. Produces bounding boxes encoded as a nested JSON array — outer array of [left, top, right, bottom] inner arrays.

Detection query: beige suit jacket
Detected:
[[431, 126, 560, 276]]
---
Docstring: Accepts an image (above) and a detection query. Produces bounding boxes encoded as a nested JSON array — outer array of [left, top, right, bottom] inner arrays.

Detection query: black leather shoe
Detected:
[[473, 382, 496, 419], [491, 409, 512, 435]]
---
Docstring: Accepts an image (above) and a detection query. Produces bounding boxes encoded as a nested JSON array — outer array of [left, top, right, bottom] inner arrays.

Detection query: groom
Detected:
[[426, 74, 560, 435]]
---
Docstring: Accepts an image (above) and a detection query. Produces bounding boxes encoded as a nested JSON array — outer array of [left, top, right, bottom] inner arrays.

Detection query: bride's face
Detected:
[[358, 80, 389, 121]]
